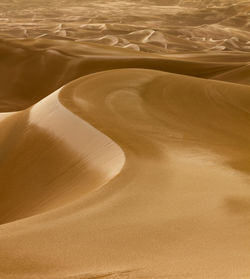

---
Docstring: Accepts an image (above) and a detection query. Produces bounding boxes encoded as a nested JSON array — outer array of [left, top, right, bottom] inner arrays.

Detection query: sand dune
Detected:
[[1, 68, 250, 278], [1, 0, 250, 278]]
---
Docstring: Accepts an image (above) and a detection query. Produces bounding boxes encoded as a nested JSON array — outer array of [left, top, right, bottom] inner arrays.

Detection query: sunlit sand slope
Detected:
[[0, 89, 125, 224], [1, 69, 250, 278]]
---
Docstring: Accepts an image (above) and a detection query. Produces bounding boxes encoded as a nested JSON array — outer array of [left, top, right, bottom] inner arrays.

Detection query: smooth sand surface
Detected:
[[1, 1, 250, 278]]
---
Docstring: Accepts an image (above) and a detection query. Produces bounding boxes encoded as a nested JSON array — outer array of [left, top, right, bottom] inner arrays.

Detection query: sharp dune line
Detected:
[[29, 88, 125, 181]]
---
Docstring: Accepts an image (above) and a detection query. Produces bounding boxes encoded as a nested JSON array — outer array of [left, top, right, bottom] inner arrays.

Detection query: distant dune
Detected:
[[0, 0, 250, 52], [1, 1, 250, 279]]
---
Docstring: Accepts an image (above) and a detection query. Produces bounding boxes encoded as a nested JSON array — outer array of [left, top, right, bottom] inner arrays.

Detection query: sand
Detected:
[[1, 1, 250, 278]]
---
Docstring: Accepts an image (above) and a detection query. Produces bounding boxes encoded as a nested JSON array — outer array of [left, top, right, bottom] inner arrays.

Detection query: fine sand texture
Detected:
[[1, 1, 250, 279]]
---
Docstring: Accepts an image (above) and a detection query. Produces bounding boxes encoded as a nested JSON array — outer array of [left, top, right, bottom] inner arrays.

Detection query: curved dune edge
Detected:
[[0, 69, 250, 278], [0, 88, 125, 224], [29, 88, 126, 184]]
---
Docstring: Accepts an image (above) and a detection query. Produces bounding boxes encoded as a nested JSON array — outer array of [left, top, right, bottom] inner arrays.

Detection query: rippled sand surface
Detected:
[[1, 1, 250, 278]]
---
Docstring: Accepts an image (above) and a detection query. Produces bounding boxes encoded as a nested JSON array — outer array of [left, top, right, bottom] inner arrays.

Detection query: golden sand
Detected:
[[1, 1, 250, 278]]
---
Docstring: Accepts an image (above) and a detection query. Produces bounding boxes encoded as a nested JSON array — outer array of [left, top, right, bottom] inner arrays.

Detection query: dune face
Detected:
[[1, 1, 250, 279], [0, 90, 125, 224]]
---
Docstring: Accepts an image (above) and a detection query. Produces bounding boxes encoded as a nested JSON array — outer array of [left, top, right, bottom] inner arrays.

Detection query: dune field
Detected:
[[1, 1, 250, 278]]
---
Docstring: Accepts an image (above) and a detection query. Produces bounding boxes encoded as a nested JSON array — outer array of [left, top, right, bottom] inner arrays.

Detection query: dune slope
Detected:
[[0, 88, 125, 224]]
